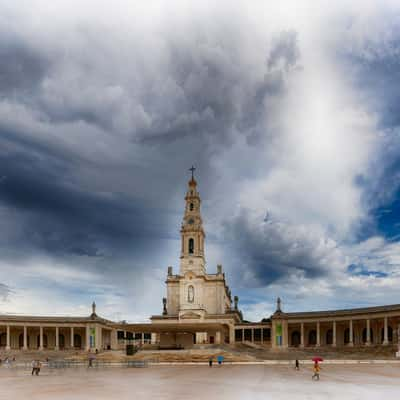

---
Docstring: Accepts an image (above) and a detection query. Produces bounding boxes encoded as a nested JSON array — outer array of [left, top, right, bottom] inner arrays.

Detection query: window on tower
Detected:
[[190, 203, 194, 211], [189, 238, 194, 254], [188, 285, 194, 303]]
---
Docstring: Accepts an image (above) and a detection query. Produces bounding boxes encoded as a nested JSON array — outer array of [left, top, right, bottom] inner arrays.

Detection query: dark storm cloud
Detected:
[[223, 208, 342, 287], [0, 21, 301, 268], [0, 149, 169, 259], [0, 34, 48, 94]]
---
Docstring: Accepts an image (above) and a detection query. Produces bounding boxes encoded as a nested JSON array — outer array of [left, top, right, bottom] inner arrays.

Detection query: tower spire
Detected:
[[180, 168, 205, 275]]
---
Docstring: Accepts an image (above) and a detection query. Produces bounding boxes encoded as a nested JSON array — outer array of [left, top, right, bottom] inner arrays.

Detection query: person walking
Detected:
[[36, 360, 41, 376], [295, 359, 299, 370], [208, 357, 213, 367], [312, 362, 320, 380], [31, 360, 37, 375]]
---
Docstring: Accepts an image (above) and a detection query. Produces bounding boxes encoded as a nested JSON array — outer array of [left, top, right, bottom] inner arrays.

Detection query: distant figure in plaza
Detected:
[[208, 357, 213, 367], [88, 354, 95, 368], [295, 359, 299, 370], [312, 362, 320, 381], [31, 360, 37, 375], [36, 360, 42, 375], [217, 355, 224, 366]]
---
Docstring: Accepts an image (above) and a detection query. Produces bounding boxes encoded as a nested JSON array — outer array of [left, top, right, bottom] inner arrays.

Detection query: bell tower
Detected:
[[180, 166, 206, 275]]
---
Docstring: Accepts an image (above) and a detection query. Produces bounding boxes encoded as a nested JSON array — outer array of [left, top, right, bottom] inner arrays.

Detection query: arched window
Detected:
[[189, 238, 194, 254], [190, 203, 194, 211], [188, 285, 194, 303]]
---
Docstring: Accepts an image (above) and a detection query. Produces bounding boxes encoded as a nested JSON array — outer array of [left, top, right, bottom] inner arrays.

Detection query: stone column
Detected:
[[23, 326, 28, 350], [383, 317, 389, 345], [151, 333, 157, 345], [229, 325, 235, 344], [349, 320, 353, 346], [216, 331, 221, 344], [316, 322, 320, 347], [242, 328, 244, 343], [141, 332, 144, 345], [39, 326, 44, 350], [86, 326, 91, 351], [261, 328, 264, 344], [366, 319, 371, 346], [6, 325, 10, 351], [111, 329, 118, 350], [332, 321, 336, 347], [70, 327, 74, 348], [251, 329, 254, 343], [55, 327, 59, 350], [300, 323, 304, 348]]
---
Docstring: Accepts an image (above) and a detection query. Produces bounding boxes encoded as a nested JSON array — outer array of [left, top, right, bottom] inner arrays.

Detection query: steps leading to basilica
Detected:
[[232, 344, 399, 360]]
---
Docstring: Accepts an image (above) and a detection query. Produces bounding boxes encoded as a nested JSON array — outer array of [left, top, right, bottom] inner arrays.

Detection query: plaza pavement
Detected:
[[0, 364, 400, 400]]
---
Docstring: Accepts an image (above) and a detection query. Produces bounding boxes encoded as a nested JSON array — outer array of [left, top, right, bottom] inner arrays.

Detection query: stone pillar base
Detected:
[[54, 346, 59, 351], [5, 346, 11, 351]]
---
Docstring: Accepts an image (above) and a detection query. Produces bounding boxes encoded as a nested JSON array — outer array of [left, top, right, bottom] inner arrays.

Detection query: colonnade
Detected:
[[0, 324, 117, 351], [288, 316, 398, 347]]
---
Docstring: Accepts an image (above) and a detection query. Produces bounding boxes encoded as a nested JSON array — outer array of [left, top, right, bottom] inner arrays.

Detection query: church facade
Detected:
[[0, 173, 400, 353]]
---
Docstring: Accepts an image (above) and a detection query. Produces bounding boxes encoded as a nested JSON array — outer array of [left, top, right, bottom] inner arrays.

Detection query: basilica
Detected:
[[0, 173, 400, 353]]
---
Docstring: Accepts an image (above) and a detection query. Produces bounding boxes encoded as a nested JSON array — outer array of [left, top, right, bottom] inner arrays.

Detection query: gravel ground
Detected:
[[1, 364, 399, 400]]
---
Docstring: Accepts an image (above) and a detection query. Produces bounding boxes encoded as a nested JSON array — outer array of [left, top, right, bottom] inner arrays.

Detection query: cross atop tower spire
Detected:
[[189, 165, 196, 180]]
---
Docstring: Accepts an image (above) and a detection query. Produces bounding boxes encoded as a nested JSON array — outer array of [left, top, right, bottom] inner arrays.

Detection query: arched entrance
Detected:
[[74, 334, 82, 348], [326, 329, 333, 345], [308, 330, 317, 346], [381, 326, 393, 343], [362, 328, 373, 344], [59, 334, 65, 349], [291, 331, 301, 347], [37, 334, 48, 348], [344, 328, 355, 344], [0, 332, 6, 347]]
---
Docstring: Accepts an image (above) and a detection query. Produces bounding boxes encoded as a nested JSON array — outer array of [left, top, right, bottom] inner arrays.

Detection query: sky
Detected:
[[1, 0, 400, 322]]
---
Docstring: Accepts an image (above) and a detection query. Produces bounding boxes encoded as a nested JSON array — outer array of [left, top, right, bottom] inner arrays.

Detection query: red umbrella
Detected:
[[312, 357, 323, 362]]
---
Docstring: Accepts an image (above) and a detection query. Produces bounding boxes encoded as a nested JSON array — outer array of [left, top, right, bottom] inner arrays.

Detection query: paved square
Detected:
[[1, 364, 400, 400]]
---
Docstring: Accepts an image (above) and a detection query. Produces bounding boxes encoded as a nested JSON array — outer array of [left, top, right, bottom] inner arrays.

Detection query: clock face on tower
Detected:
[[188, 218, 195, 225]]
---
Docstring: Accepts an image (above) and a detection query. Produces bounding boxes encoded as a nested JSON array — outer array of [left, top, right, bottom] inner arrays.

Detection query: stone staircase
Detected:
[[231, 344, 399, 360]]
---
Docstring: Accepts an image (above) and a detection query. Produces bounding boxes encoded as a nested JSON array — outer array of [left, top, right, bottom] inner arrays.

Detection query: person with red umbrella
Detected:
[[312, 357, 323, 380]]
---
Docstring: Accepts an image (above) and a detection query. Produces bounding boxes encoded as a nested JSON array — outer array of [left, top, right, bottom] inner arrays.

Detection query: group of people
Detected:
[[208, 355, 224, 367], [294, 359, 321, 380]]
